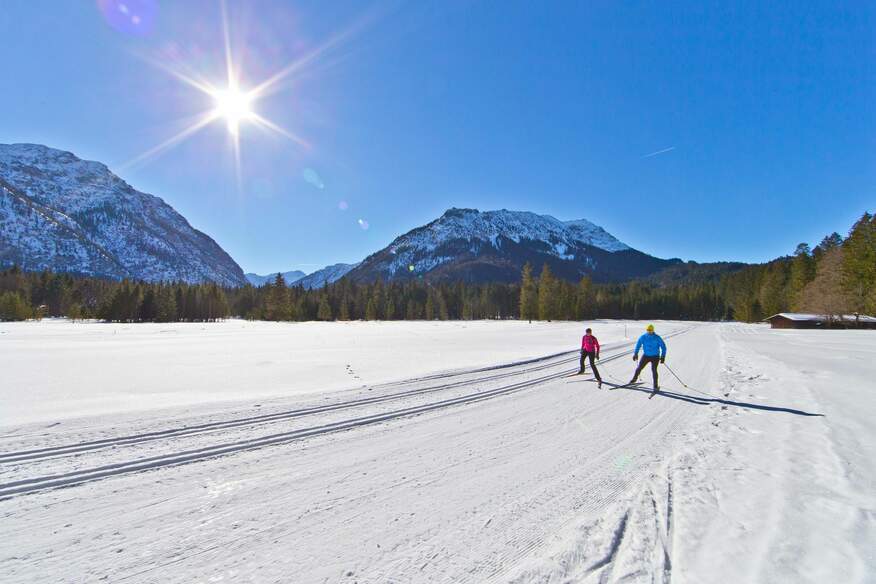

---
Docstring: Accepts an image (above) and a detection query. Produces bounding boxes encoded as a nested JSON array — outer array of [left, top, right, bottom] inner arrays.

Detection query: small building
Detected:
[[764, 313, 876, 330]]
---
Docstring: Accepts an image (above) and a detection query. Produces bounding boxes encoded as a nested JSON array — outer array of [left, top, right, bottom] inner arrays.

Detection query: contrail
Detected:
[[642, 146, 675, 158]]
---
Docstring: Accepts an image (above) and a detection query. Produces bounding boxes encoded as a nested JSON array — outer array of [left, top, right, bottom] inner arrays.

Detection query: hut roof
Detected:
[[764, 313, 876, 323]]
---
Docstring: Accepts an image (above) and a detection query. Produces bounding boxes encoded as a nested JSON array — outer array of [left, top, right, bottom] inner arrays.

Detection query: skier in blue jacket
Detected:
[[629, 324, 667, 389]]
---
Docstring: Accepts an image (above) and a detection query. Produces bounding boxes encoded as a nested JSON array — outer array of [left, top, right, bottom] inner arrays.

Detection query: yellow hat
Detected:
[[646, 324, 655, 332]]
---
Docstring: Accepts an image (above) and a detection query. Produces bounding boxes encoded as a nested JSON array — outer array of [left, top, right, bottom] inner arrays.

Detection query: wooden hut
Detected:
[[764, 313, 876, 329]]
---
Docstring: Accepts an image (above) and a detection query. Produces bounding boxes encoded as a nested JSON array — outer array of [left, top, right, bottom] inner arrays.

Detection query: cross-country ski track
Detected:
[[1, 321, 872, 583]]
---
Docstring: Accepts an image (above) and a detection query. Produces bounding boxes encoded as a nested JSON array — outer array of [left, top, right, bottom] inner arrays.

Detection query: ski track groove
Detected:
[[0, 367, 577, 497], [0, 350, 582, 463]]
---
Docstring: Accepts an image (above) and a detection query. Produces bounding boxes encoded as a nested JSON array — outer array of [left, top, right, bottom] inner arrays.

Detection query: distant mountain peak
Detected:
[[344, 207, 669, 284], [245, 270, 307, 287]]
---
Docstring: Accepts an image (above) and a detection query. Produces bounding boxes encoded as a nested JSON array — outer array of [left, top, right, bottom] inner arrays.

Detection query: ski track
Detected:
[[2, 322, 864, 583]]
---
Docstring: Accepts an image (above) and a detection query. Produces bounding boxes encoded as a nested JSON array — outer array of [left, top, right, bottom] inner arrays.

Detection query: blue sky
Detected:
[[2, 1, 873, 274]]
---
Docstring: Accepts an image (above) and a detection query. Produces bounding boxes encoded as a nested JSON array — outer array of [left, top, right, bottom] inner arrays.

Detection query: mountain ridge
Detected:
[[0, 143, 247, 286], [344, 208, 680, 284]]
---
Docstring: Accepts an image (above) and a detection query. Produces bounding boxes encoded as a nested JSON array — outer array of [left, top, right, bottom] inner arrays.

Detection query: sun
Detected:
[[212, 86, 254, 136]]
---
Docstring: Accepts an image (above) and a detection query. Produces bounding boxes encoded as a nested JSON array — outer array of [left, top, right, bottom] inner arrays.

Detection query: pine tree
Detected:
[[437, 290, 450, 320], [575, 276, 593, 320], [519, 263, 538, 322], [0, 291, 31, 321], [317, 294, 333, 321], [789, 243, 816, 309], [155, 286, 178, 322], [537, 264, 556, 321], [384, 295, 396, 320], [365, 297, 378, 321], [265, 274, 290, 321], [841, 212, 876, 314], [424, 292, 435, 321], [338, 296, 351, 321]]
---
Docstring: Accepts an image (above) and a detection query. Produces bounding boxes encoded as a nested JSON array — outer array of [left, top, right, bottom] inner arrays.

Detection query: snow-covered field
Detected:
[[0, 320, 873, 583]]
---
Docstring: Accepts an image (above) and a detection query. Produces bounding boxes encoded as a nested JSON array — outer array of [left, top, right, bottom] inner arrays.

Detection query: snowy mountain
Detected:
[[245, 270, 306, 287], [295, 263, 360, 289], [346, 208, 678, 283], [0, 144, 247, 286]]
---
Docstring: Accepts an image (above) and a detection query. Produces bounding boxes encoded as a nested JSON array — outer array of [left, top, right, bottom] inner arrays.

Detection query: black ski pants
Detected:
[[633, 356, 661, 385], [579, 350, 602, 381]]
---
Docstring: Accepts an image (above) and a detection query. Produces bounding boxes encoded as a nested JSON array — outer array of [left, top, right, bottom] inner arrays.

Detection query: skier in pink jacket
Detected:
[[579, 327, 602, 387]]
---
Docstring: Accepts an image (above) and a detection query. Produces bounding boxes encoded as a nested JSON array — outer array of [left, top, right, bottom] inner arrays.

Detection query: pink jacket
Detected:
[[581, 334, 600, 353]]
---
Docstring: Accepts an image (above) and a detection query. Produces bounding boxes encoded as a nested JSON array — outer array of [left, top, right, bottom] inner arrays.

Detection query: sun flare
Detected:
[[212, 86, 254, 135]]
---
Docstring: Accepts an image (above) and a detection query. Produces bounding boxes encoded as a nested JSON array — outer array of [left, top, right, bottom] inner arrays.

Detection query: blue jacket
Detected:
[[634, 333, 666, 358]]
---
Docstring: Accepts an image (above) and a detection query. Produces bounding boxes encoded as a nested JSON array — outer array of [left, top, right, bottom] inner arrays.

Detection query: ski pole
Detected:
[[662, 363, 717, 398]]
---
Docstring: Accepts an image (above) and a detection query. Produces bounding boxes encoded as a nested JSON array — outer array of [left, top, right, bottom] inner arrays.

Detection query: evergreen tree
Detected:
[[789, 243, 816, 309], [155, 286, 177, 322], [424, 292, 435, 321], [841, 212, 876, 314], [519, 263, 538, 322], [0, 291, 31, 321], [365, 297, 379, 321], [537, 264, 557, 321], [265, 274, 290, 321], [317, 294, 333, 321], [338, 296, 351, 321]]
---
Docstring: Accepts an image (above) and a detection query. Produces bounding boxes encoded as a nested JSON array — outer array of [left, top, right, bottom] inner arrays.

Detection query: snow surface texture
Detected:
[[0, 321, 872, 583], [0, 143, 247, 286], [295, 262, 360, 289], [380, 208, 629, 275], [244, 270, 306, 287]]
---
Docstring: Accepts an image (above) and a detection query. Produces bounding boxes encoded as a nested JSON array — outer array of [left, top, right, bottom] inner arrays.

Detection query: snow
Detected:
[[0, 321, 873, 583]]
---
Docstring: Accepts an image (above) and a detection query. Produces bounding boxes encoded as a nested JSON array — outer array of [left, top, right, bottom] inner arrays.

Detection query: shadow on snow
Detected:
[[621, 385, 824, 417]]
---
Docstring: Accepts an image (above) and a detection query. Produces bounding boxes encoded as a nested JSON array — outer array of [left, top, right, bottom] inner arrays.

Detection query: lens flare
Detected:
[[357, 219, 369, 230], [302, 168, 325, 189], [97, 0, 157, 36], [338, 201, 349, 211]]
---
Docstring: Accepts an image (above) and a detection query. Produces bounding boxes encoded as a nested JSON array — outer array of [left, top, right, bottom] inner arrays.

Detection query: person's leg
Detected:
[[579, 351, 586, 374], [631, 359, 647, 382], [589, 352, 602, 382], [650, 358, 659, 388]]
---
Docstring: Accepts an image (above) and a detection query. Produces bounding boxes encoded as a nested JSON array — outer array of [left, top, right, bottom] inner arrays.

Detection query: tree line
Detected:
[[1, 212, 872, 324], [717, 212, 875, 322]]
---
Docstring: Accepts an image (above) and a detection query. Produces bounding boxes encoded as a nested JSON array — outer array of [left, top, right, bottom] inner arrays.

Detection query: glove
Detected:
[[633, 354, 638, 362], [660, 357, 665, 364]]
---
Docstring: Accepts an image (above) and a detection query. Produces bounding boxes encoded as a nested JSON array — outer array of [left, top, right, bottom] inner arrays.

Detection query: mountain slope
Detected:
[[346, 208, 679, 284], [245, 270, 306, 287], [0, 143, 247, 286], [296, 263, 360, 289]]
